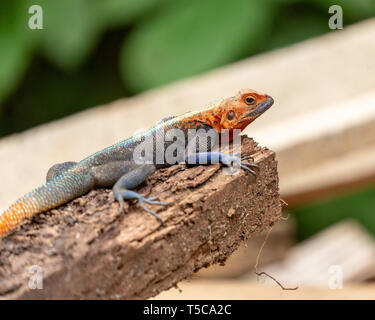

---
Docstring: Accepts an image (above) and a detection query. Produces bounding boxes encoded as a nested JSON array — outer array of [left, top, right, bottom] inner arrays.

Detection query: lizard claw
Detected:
[[241, 155, 255, 161], [117, 198, 125, 213], [240, 159, 258, 176], [239, 163, 257, 176], [220, 153, 258, 176], [139, 195, 171, 223], [114, 189, 170, 223], [138, 200, 165, 224]]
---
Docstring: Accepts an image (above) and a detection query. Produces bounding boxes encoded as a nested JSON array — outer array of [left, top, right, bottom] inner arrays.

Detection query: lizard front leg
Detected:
[[185, 152, 258, 175], [182, 126, 257, 174]]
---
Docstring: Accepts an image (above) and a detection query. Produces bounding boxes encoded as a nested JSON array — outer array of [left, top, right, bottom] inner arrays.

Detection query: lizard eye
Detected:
[[227, 111, 235, 120], [245, 96, 255, 105]]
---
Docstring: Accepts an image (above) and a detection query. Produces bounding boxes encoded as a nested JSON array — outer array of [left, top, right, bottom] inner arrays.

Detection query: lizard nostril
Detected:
[[267, 96, 274, 106]]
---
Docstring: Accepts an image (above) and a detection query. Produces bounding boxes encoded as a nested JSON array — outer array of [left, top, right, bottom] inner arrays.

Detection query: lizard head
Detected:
[[176, 89, 273, 138], [219, 89, 274, 131]]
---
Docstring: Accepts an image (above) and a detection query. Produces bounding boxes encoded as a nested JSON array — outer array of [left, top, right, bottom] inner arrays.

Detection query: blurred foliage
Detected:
[[121, 0, 274, 92], [313, 0, 375, 21], [291, 184, 375, 240], [264, 3, 329, 50], [0, 1, 37, 104], [0, 0, 374, 135], [39, 0, 102, 71]]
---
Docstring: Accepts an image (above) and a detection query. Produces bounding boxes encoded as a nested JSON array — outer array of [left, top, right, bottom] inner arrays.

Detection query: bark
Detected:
[[0, 136, 281, 299]]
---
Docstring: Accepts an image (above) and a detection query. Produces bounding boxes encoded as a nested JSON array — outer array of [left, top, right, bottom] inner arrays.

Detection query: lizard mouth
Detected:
[[247, 96, 274, 118]]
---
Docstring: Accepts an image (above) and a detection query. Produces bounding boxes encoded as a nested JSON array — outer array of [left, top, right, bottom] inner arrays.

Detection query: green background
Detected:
[[2, 0, 373, 136]]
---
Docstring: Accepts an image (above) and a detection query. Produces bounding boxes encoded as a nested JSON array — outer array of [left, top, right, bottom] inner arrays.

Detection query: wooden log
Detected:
[[0, 136, 281, 299]]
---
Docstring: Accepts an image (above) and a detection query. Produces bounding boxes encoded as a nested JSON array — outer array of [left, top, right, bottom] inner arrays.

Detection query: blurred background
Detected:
[[1, 0, 375, 299], [2, 0, 374, 136]]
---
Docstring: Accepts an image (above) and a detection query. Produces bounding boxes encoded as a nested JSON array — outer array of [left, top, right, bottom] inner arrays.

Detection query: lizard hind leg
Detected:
[[113, 164, 170, 223], [114, 189, 168, 223], [46, 161, 77, 182]]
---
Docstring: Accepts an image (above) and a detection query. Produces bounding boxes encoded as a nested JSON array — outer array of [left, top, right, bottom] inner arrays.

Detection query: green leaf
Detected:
[[0, 1, 38, 103], [312, 0, 375, 22], [265, 5, 329, 50], [291, 184, 375, 240], [39, 0, 103, 71], [94, 0, 162, 28], [120, 0, 273, 93]]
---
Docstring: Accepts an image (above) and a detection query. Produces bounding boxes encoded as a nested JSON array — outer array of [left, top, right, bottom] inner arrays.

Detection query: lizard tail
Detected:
[[0, 171, 93, 237]]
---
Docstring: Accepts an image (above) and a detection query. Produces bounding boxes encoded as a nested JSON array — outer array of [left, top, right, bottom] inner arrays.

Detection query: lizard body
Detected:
[[0, 89, 273, 237]]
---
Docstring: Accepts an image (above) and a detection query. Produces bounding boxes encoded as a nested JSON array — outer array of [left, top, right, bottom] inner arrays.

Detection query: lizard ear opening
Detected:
[[226, 111, 235, 120]]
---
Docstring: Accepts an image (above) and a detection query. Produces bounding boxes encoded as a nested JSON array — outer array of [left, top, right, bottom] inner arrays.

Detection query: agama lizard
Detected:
[[0, 89, 273, 237]]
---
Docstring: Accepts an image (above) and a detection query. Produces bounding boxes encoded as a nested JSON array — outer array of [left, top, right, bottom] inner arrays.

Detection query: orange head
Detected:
[[188, 89, 274, 133], [218, 89, 274, 131]]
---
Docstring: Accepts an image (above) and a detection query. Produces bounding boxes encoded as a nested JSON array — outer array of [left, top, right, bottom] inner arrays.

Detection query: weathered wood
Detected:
[[276, 95, 375, 205], [0, 137, 281, 299], [255, 220, 375, 287]]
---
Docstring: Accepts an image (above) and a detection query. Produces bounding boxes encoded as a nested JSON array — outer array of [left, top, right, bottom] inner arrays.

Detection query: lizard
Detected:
[[0, 89, 273, 238]]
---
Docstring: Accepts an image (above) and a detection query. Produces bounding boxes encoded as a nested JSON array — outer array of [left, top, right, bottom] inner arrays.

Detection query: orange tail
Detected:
[[0, 171, 92, 237], [0, 201, 35, 236]]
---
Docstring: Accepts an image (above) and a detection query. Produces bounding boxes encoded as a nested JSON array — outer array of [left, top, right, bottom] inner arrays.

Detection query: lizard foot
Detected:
[[114, 189, 170, 223], [222, 153, 259, 176]]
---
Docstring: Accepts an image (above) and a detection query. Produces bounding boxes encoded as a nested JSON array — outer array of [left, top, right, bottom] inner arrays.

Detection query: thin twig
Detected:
[[254, 225, 298, 291], [280, 211, 290, 221], [280, 198, 288, 208]]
